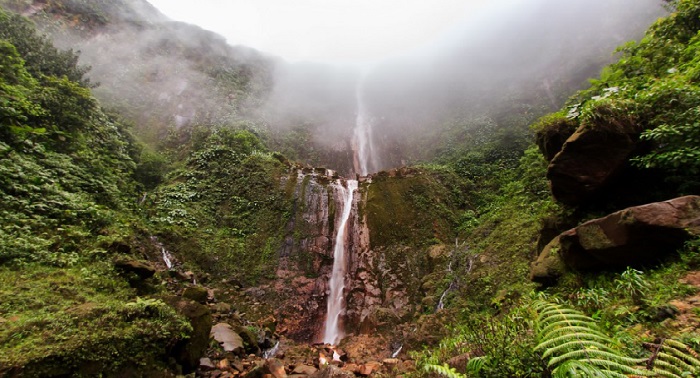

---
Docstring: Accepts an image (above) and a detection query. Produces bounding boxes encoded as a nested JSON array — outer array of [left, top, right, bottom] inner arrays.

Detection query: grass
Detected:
[[0, 263, 191, 376]]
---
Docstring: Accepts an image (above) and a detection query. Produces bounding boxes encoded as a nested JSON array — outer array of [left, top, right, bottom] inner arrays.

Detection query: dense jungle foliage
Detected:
[[2, 0, 700, 376], [411, 1, 700, 376]]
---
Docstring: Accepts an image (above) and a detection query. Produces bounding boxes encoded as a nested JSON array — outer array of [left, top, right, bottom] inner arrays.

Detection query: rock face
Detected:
[[164, 297, 213, 372], [535, 115, 578, 162], [531, 196, 700, 282], [273, 168, 425, 342], [544, 114, 642, 205]]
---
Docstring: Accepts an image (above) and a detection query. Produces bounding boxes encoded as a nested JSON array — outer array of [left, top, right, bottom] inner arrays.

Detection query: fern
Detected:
[[423, 363, 467, 378], [646, 338, 700, 377], [466, 356, 487, 375], [534, 300, 652, 377]]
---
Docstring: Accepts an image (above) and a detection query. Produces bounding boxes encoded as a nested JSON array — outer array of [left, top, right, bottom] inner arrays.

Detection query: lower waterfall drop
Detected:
[[322, 179, 358, 345]]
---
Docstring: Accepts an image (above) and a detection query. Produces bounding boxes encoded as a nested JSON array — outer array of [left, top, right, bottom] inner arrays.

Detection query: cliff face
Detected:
[[270, 167, 468, 342]]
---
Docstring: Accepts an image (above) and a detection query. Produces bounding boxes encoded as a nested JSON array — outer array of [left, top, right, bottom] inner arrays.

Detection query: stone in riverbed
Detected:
[[199, 357, 216, 371], [292, 364, 318, 375], [310, 365, 355, 378], [211, 323, 245, 355], [183, 286, 209, 304]]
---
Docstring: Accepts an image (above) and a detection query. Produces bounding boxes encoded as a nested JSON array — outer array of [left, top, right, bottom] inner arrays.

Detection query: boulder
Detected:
[[163, 297, 213, 372], [292, 365, 318, 375], [310, 366, 355, 378], [183, 286, 208, 304], [199, 357, 216, 371], [234, 324, 261, 355], [529, 236, 568, 285], [531, 196, 700, 281], [244, 358, 287, 378], [211, 323, 245, 355], [546, 115, 641, 205], [113, 259, 156, 279], [535, 115, 578, 162]]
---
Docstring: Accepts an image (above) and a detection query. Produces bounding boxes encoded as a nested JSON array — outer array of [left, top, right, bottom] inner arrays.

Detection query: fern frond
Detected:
[[665, 339, 700, 359], [535, 333, 613, 352], [660, 340, 700, 368], [548, 349, 647, 368], [582, 358, 652, 376], [538, 319, 602, 338], [550, 359, 609, 377], [652, 359, 686, 377], [539, 325, 610, 341], [541, 340, 616, 359], [657, 351, 697, 373], [538, 313, 598, 325], [423, 363, 467, 378]]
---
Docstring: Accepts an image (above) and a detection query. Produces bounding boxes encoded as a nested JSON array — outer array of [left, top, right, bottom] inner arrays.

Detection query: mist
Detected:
[[7, 0, 666, 175], [260, 0, 666, 175]]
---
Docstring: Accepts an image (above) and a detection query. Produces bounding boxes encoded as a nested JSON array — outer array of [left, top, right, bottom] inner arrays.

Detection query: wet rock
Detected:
[[546, 113, 641, 205], [169, 270, 191, 281], [244, 358, 287, 378], [114, 259, 155, 279], [212, 302, 232, 314], [535, 114, 578, 162], [164, 297, 213, 372], [234, 324, 261, 355], [382, 358, 399, 366], [310, 366, 355, 378], [200, 357, 216, 371], [531, 196, 700, 281], [183, 286, 209, 304], [358, 361, 382, 376], [292, 365, 318, 375], [211, 323, 245, 355]]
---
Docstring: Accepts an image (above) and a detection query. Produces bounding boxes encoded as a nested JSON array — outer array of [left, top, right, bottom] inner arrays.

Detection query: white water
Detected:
[[353, 78, 379, 176], [151, 236, 174, 270], [322, 179, 358, 345], [392, 345, 403, 358], [263, 341, 280, 359]]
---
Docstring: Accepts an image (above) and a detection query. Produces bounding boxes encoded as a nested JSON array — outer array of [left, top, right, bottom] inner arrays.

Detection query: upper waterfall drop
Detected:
[[353, 76, 379, 176], [322, 179, 358, 345]]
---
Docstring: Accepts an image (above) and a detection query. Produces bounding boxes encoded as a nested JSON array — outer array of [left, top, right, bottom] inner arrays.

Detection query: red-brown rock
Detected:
[[546, 115, 641, 205], [531, 196, 700, 281]]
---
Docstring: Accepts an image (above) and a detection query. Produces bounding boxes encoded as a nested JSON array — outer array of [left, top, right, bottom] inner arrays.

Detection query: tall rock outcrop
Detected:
[[539, 106, 644, 205]]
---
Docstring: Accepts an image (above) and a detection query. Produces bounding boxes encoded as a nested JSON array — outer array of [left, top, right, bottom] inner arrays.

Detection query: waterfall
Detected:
[[263, 341, 280, 359], [322, 179, 358, 345], [151, 236, 174, 270], [353, 77, 379, 176]]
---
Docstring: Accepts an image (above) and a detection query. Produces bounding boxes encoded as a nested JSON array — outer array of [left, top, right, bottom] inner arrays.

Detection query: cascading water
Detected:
[[151, 236, 174, 270], [322, 179, 358, 345], [353, 77, 379, 176]]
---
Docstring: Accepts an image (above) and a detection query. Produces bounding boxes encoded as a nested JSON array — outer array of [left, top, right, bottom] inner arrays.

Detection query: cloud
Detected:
[[146, 0, 491, 64]]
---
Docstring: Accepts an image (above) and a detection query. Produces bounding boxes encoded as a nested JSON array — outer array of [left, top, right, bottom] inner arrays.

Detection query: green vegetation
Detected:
[[413, 1, 700, 376], [150, 125, 292, 284]]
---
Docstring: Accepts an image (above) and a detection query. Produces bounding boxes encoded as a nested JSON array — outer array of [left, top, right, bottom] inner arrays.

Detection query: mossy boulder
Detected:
[[531, 196, 700, 283], [182, 285, 208, 304], [529, 236, 568, 285]]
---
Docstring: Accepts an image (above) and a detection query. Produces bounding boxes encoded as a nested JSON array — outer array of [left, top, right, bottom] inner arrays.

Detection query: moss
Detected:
[[532, 111, 579, 161], [365, 167, 470, 248], [0, 265, 191, 376]]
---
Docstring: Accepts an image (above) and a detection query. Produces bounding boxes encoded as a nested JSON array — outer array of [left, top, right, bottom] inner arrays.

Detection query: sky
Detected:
[[145, 0, 496, 65]]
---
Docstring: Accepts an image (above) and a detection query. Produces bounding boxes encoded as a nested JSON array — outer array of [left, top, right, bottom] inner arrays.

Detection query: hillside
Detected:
[[2, 0, 700, 377]]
